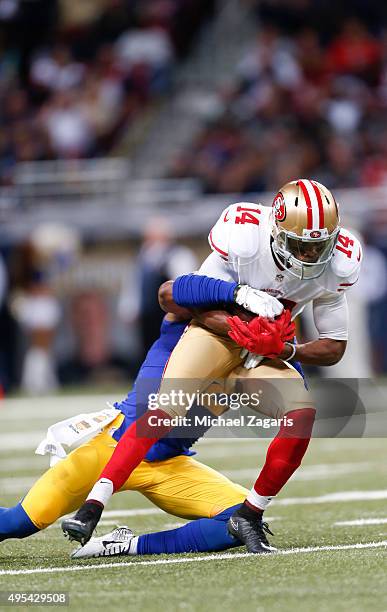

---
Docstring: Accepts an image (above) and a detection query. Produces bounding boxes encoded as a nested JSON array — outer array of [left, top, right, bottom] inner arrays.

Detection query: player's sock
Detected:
[[87, 408, 173, 506], [135, 505, 242, 555], [246, 408, 315, 512], [0, 503, 40, 541], [86, 479, 114, 506]]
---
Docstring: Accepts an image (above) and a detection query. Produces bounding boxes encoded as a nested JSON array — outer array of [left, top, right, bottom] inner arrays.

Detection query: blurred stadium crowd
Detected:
[[0, 0, 214, 184], [172, 0, 387, 193], [0, 0, 387, 395]]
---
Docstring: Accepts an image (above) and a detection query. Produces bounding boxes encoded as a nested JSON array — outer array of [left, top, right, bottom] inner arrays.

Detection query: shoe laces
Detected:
[[262, 521, 274, 537], [75, 503, 101, 522], [111, 526, 132, 542], [253, 519, 274, 546]]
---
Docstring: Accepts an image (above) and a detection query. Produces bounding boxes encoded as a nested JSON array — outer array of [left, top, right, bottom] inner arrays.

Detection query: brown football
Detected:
[[226, 304, 258, 322]]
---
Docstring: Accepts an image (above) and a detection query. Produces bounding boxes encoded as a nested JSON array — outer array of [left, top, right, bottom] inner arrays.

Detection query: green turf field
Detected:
[[1, 394, 387, 611]]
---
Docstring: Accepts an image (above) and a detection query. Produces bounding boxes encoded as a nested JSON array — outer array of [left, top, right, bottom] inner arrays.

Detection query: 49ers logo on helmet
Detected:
[[273, 192, 286, 221], [310, 230, 322, 238]]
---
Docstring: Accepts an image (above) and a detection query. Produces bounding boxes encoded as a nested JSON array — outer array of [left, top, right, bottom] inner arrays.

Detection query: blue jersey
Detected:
[[113, 318, 209, 461], [113, 317, 306, 461]]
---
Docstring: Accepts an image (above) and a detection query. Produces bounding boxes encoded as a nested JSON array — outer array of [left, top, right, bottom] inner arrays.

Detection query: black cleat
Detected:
[[228, 504, 277, 554], [61, 501, 103, 546]]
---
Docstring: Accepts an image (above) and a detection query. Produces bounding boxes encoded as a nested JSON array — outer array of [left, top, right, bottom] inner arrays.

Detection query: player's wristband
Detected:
[[283, 342, 297, 362], [173, 274, 237, 308]]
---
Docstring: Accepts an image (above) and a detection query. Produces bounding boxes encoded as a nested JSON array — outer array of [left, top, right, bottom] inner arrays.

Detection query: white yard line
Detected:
[[334, 518, 387, 526], [0, 432, 43, 452], [0, 477, 36, 493], [92, 508, 163, 518], [291, 463, 375, 481], [0, 454, 377, 481], [0, 457, 47, 473], [0, 439, 265, 459], [1, 541, 386, 576], [0, 435, 265, 456], [0, 396, 117, 421], [274, 490, 387, 506], [223, 462, 375, 482], [2, 467, 387, 508], [0, 426, 384, 454]]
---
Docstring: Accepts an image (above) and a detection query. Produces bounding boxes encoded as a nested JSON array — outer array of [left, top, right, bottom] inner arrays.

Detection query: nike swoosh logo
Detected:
[[357, 249, 361, 261], [224, 211, 230, 222], [102, 540, 125, 548]]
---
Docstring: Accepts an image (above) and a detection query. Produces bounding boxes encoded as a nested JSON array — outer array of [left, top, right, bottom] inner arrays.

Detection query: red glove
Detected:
[[275, 310, 296, 342], [227, 310, 295, 358], [228, 316, 283, 357]]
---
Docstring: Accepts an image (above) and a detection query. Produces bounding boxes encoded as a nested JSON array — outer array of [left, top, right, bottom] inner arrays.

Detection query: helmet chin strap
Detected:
[[270, 236, 286, 272], [272, 223, 335, 281], [272, 241, 328, 281]]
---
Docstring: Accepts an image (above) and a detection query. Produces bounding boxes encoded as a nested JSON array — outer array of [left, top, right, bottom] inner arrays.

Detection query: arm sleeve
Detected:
[[312, 292, 349, 341], [172, 273, 237, 308]]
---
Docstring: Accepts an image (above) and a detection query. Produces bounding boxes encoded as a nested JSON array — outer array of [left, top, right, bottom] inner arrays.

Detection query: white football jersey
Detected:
[[199, 203, 362, 341]]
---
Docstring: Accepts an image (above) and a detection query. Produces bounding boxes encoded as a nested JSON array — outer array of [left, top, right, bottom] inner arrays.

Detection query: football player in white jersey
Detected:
[[63, 179, 362, 554], [203, 179, 360, 345]]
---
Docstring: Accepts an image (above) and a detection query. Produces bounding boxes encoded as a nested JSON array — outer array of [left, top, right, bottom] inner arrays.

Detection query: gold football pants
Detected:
[[22, 416, 247, 530], [159, 322, 312, 419]]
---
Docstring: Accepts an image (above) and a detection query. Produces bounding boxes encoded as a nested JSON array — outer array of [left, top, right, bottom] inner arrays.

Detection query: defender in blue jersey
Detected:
[[0, 315, 250, 556], [1, 262, 307, 557]]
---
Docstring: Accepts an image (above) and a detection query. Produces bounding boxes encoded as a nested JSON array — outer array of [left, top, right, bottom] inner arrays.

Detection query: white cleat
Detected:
[[71, 526, 135, 559]]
